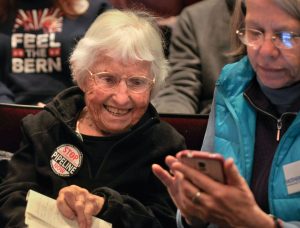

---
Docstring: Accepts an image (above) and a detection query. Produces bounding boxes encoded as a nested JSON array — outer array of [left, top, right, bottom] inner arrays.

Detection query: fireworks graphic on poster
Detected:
[[13, 8, 63, 33]]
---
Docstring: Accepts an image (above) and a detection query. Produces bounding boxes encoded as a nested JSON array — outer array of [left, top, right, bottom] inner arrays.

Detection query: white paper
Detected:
[[283, 160, 300, 194], [25, 189, 112, 228]]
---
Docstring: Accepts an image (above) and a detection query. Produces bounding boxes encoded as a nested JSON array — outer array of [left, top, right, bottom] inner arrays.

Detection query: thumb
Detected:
[[225, 158, 247, 187]]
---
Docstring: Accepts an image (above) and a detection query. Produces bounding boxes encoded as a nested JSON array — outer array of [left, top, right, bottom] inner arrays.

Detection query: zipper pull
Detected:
[[276, 119, 282, 141]]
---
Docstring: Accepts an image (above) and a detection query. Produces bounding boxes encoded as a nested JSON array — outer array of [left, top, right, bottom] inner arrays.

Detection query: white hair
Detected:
[[70, 9, 168, 97]]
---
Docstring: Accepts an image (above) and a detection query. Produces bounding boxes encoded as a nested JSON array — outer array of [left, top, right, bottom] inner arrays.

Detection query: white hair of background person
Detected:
[[70, 9, 169, 98]]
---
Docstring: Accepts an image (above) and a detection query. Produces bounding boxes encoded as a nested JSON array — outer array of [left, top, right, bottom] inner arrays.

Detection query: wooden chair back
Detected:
[[0, 103, 208, 152]]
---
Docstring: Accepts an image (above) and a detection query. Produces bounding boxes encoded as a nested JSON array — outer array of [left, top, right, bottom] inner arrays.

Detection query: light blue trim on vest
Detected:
[[214, 56, 256, 182], [213, 56, 300, 221]]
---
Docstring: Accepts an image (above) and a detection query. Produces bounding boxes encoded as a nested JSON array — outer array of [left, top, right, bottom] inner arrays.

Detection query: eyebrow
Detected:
[[245, 20, 260, 28]]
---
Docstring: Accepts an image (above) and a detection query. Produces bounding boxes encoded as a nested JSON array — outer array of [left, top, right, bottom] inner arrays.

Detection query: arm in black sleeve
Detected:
[[93, 187, 173, 228], [0, 81, 15, 103], [0, 133, 41, 227]]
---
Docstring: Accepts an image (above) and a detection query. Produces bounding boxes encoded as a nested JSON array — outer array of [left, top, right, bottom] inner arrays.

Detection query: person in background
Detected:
[[110, 0, 201, 17], [0, 9, 186, 228], [109, 0, 203, 58], [0, 0, 110, 105], [152, 0, 236, 114], [153, 0, 300, 227]]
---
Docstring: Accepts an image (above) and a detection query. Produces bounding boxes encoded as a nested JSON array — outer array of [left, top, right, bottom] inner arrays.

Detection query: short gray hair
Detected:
[[230, 0, 300, 58], [70, 9, 168, 97], [274, 0, 300, 20]]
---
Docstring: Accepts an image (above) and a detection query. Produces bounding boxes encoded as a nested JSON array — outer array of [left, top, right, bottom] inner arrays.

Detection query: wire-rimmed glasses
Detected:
[[88, 70, 155, 93], [236, 28, 300, 49]]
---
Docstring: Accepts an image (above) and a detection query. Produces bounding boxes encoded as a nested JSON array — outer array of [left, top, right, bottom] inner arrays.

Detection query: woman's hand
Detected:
[[56, 185, 105, 228], [152, 155, 196, 224], [153, 153, 275, 227]]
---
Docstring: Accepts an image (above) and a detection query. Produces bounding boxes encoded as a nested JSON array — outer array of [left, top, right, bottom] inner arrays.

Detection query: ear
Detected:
[[70, 61, 88, 92], [78, 79, 88, 92]]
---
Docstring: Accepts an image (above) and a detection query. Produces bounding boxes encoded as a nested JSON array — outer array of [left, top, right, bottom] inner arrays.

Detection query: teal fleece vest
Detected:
[[214, 56, 300, 220]]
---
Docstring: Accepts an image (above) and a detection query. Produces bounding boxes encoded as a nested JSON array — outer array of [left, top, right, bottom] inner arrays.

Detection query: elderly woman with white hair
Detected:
[[0, 9, 186, 228]]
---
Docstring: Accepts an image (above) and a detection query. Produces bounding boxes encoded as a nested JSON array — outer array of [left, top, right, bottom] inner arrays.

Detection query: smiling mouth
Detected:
[[104, 105, 131, 116], [258, 65, 282, 72]]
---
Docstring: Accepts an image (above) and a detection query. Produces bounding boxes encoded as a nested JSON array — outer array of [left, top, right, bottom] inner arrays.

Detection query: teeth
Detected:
[[105, 105, 130, 116]]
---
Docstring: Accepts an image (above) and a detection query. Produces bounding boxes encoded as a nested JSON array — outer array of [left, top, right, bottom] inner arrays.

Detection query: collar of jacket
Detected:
[[216, 56, 254, 98], [244, 79, 281, 118], [244, 75, 300, 117]]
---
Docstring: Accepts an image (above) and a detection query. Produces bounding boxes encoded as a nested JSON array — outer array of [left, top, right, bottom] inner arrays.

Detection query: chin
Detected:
[[263, 81, 290, 89], [258, 76, 288, 89], [106, 125, 130, 134]]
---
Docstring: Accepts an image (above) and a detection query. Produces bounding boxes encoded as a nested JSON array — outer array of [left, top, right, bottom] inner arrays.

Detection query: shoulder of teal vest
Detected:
[[214, 56, 257, 182], [215, 56, 255, 98]]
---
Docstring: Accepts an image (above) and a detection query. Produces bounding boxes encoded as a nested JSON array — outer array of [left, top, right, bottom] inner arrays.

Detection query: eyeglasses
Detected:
[[88, 70, 155, 93], [236, 28, 300, 49]]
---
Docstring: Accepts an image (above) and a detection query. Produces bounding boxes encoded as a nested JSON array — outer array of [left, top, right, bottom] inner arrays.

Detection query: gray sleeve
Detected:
[[176, 210, 209, 228], [152, 0, 232, 115], [201, 96, 215, 151], [176, 210, 185, 228], [152, 8, 202, 114]]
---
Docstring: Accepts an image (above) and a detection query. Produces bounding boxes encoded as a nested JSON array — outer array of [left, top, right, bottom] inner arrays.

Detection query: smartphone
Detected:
[[178, 150, 226, 184]]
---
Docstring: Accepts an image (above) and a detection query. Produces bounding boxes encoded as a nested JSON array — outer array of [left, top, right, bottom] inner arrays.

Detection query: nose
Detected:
[[112, 80, 131, 105], [257, 35, 280, 58]]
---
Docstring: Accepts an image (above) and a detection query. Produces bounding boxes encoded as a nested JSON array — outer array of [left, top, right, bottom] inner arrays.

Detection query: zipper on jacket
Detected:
[[276, 119, 282, 141], [244, 93, 297, 141]]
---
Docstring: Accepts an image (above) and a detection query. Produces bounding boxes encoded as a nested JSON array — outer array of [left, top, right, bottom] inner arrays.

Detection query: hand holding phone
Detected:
[[178, 150, 226, 184]]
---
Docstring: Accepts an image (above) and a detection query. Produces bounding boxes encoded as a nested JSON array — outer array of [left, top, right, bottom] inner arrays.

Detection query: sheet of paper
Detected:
[[25, 189, 112, 228], [283, 160, 300, 194]]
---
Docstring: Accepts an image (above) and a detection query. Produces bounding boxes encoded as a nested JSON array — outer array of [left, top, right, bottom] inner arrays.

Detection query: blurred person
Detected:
[[153, 0, 300, 227], [109, 0, 201, 17], [152, 0, 236, 114], [109, 0, 203, 58], [0, 0, 110, 105], [0, 9, 186, 228]]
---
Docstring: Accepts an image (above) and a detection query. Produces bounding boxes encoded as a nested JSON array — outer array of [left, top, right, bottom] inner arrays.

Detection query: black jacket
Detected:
[[0, 86, 186, 227]]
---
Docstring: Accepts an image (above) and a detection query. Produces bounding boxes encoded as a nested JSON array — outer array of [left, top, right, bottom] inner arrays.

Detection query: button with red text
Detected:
[[50, 144, 83, 177]]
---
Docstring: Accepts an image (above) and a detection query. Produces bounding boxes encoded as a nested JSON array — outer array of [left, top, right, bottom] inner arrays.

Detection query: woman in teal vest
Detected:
[[153, 0, 300, 227]]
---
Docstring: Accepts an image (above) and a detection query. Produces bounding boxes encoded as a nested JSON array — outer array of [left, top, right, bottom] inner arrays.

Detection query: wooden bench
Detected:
[[0, 103, 208, 153], [159, 113, 208, 150]]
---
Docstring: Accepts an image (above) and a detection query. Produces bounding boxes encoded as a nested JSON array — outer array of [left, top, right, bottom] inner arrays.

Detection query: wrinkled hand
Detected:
[[153, 153, 274, 227], [56, 185, 105, 228], [152, 155, 195, 223]]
